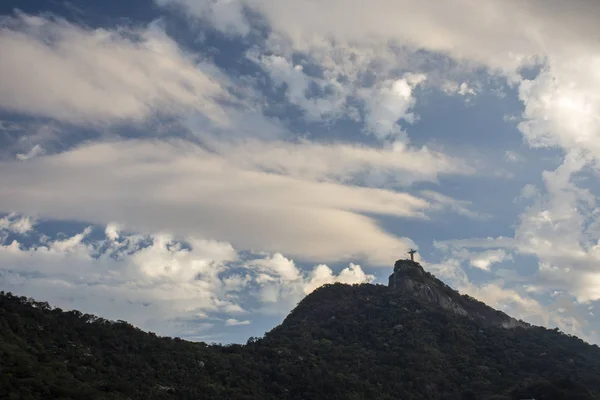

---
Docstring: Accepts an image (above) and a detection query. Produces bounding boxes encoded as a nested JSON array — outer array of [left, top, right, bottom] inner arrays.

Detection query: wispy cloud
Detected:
[[0, 139, 480, 265], [0, 13, 229, 126]]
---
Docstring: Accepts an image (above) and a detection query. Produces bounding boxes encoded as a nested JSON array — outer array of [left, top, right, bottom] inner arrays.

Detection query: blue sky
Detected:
[[1, 0, 600, 344]]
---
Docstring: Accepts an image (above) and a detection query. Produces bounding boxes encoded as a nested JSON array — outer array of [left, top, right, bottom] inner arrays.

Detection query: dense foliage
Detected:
[[2, 284, 600, 399]]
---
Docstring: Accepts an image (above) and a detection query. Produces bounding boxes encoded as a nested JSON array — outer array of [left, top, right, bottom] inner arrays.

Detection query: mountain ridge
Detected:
[[2, 259, 600, 399]]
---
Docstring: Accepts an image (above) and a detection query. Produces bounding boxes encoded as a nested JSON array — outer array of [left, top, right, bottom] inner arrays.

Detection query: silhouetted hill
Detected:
[[268, 282, 600, 399], [2, 260, 600, 399]]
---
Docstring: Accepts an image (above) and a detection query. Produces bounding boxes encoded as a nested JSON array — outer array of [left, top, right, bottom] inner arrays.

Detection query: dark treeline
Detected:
[[2, 285, 600, 399]]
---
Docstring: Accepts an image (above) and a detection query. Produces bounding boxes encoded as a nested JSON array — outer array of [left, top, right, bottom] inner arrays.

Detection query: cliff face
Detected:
[[388, 259, 527, 328], [388, 259, 468, 316]]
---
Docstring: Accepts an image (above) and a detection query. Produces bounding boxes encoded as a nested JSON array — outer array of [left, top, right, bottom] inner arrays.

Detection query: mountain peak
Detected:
[[388, 258, 469, 317], [388, 258, 528, 328], [389, 258, 426, 280]]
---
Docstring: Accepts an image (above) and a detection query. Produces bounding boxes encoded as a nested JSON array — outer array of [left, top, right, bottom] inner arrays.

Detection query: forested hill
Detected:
[[2, 282, 600, 399]]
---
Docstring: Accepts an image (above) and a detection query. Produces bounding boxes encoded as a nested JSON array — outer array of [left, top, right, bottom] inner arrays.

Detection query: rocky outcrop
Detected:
[[388, 259, 528, 328], [389, 259, 468, 317]]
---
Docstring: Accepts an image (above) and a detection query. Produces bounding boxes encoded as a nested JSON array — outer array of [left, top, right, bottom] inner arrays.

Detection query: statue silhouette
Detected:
[[407, 249, 417, 261]]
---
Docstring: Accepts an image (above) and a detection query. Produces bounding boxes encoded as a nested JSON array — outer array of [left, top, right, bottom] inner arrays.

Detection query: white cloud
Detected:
[[226, 318, 251, 326], [443, 81, 477, 97], [248, 253, 301, 282], [359, 73, 426, 141], [50, 226, 92, 253], [105, 223, 120, 241], [248, 1, 600, 77], [518, 58, 600, 154], [0, 213, 35, 234], [0, 139, 467, 265], [257, 55, 348, 121], [462, 283, 553, 327], [130, 234, 236, 282], [255, 53, 428, 139], [207, 137, 473, 187], [420, 190, 488, 221], [161, 0, 593, 74], [0, 227, 239, 338], [243, 252, 374, 310], [427, 247, 511, 273], [16, 144, 45, 161], [435, 154, 600, 303], [0, 13, 229, 126], [304, 262, 374, 294], [457, 83, 477, 96], [0, 222, 375, 337], [469, 249, 510, 271], [160, 0, 600, 156], [509, 157, 600, 303], [156, 0, 600, 156]]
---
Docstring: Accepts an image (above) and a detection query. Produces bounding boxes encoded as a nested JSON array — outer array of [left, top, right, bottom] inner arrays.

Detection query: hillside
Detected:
[[2, 260, 600, 399]]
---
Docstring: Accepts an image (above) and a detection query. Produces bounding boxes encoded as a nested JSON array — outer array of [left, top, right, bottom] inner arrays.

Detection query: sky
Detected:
[[1, 0, 600, 345]]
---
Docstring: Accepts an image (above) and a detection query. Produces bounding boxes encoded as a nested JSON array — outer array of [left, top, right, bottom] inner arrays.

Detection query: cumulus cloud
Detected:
[[242, 252, 374, 311], [443, 82, 477, 97], [160, 0, 600, 155], [105, 223, 120, 241], [0, 227, 239, 337], [156, 0, 600, 153], [435, 150, 600, 306], [435, 154, 600, 304], [510, 156, 600, 303], [0, 213, 35, 234], [0, 13, 229, 126], [518, 58, 600, 154], [304, 263, 374, 294], [0, 222, 374, 337], [359, 73, 426, 141], [254, 52, 429, 140]]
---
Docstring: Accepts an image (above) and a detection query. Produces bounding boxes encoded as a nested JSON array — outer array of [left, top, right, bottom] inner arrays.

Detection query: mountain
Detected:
[[2, 259, 600, 400]]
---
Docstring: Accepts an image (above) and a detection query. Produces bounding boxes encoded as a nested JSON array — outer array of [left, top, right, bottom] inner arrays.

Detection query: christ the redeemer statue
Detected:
[[407, 249, 417, 261]]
